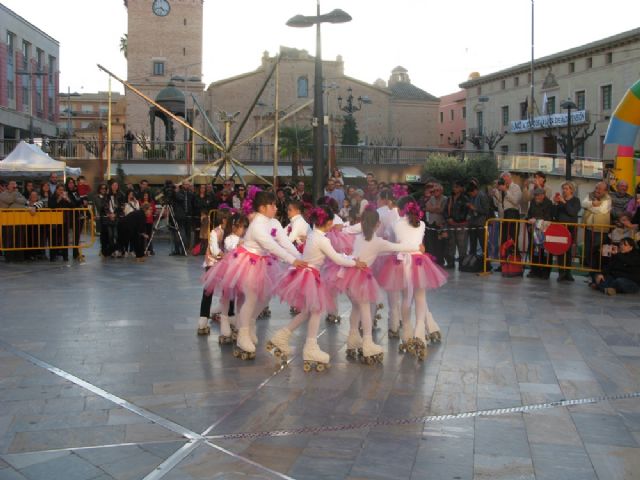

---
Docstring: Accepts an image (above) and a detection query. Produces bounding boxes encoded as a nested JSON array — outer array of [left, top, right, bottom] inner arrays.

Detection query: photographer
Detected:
[[589, 238, 640, 295], [172, 180, 194, 254], [492, 171, 522, 248]]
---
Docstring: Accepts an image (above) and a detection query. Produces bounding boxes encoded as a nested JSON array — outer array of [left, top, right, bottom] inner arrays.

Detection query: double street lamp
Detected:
[[287, 2, 351, 203]]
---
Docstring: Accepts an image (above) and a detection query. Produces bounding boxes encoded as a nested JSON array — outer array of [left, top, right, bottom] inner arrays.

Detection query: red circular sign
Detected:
[[543, 224, 573, 255]]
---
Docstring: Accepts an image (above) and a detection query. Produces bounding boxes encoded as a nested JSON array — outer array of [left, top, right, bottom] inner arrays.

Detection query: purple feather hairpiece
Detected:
[[391, 183, 409, 200], [400, 201, 424, 220]]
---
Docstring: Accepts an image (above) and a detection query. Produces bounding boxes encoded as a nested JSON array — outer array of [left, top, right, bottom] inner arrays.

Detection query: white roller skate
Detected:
[[362, 335, 384, 365], [197, 316, 210, 336], [233, 327, 256, 360], [345, 330, 363, 359], [303, 339, 330, 372], [218, 315, 234, 345], [412, 322, 428, 361], [266, 328, 292, 363], [426, 312, 442, 343]]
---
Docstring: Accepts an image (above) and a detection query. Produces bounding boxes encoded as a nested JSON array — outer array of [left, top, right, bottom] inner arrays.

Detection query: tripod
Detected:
[[145, 203, 187, 256]]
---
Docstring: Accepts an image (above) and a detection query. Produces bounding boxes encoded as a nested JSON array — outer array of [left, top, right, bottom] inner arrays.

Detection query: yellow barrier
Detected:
[[0, 208, 95, 254], [482, 217, 617, 275]]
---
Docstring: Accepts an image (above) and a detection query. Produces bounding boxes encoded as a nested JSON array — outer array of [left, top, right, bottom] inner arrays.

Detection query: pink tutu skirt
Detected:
[[278, 267, 335, 314], [337, 266, 381, 304], [377, 253, 448, 292], [326, 230, 354, 255], [203, 247, 285, 303]]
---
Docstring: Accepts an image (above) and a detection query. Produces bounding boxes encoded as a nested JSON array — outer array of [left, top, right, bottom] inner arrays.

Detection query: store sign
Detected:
[[510, 110, 587, 133], [405, 174, 421, 182]]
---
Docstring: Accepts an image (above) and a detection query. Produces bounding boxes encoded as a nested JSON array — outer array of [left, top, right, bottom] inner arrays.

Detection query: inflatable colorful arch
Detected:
[[604, 78, 640, 189]]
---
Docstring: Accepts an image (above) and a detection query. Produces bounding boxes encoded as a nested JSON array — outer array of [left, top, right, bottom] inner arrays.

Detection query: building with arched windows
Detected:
[[204, 47, 439, 149]]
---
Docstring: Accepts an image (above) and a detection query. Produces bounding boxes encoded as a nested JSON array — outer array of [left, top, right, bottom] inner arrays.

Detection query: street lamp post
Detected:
[[338, 87, 363, 116], [561, 98, 577, 180], [287, 2, 351, 203]]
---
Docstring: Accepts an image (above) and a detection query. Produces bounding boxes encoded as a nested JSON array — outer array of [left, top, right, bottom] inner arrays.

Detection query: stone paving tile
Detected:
[[2, 247, 640, 479], [17, 452, 105, 480], [529, 443, 597, 480]]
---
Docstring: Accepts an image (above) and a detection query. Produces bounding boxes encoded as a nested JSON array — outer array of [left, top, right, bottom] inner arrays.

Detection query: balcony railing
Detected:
[[0, 139, 609, 180]]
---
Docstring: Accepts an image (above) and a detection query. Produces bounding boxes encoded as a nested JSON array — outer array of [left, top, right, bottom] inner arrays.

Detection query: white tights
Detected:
[[347, 295, 372, 337], [286, 309, 322, 340], [387, 290, 401, 330], [401, 288, 427, 338]]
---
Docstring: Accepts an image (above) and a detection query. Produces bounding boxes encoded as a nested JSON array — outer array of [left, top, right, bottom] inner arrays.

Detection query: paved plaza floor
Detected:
[[1, 243, 639, 480]]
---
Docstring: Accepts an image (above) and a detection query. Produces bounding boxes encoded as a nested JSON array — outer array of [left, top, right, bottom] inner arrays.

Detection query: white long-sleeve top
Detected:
[[377, 206, 400, 241], [393, 217, 425, 253], [224, 233, 241, 253], [270, 218, 301, 259], [287, 214, 310, 244], [303, 228, 356, 269], [332, 214, 344, 226], [243, 213, 297, 264], [581, 195, 612, 214], [203, 227, 223, 267], [343, 222, 362, 235], [352, 234, 417, 266]]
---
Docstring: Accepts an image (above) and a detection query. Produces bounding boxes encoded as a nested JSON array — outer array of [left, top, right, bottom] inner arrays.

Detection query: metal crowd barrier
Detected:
[[482, 217, 615, 275], [0, 208, 95, 255]]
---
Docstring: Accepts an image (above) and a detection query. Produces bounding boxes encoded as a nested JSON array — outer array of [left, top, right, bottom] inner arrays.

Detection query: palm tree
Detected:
[[119, 34, 128, 59], [279, 126, 312, 182]]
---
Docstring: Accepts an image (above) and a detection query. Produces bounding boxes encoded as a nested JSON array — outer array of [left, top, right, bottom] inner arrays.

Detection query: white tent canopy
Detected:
[[0, 141, 81, 176]]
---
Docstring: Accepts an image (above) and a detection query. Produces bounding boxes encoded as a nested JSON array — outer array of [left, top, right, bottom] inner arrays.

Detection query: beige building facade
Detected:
[[204, 48, 439, 149], [124, 0, 205, 140], [58, 91, 126, 140], [459, 28, 640, 160]]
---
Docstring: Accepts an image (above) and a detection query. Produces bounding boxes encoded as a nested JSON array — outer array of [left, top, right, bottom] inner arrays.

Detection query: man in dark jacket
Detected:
[[444, 180, 469, 269], [526, 188, 553, 279], [466, 182, 490, 256], [172, 180, 194, 254]]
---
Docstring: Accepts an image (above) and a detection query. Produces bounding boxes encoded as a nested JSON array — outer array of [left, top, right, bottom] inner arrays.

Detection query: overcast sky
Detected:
[[2, 0, 638, 97]]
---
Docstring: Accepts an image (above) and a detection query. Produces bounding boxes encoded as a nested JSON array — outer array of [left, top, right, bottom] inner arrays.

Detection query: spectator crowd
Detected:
[[2, 168, 639, 296]]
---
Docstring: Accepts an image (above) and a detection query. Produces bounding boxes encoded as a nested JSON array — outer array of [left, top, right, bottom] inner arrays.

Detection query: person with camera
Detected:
[[521, 171, 552, 212], [582, 181, 611, 268], [552, 181, 581, 282], [589, 237, 640, 295], [171, 180, 195, 255], [492, 172, 522, 271]]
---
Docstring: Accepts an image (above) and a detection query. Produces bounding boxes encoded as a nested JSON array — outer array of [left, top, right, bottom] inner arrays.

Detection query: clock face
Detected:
[[152, 0, 170, 16]]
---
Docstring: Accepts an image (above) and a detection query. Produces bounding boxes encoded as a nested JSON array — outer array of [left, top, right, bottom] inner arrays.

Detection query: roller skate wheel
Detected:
[[240, 352, 249, 360], [375, 314, 382, 320], [358, 348, 363, 356], [303, 362, 312, 372], [266, 341, 274, 352], [274, 350, 282, 358], [232, 349, 240, 358], [365, 356, 374, 365], [197, 327, 210, 336], [316, 363, 326, 372], [346, 349, 356, 358]]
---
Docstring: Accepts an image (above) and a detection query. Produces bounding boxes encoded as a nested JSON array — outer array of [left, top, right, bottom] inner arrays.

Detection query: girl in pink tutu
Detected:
[[374, 188, 403, 337], [207, 191, 306, 360], [267, 205, 366, 371], [380, 196, 448, 360], [340, 207, 417, 364], [197, 208, 231, 335], [214, 212, 248, 343]]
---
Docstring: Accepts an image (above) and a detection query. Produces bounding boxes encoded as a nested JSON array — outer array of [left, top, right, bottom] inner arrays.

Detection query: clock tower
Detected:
[[124, 0, 204, 141]]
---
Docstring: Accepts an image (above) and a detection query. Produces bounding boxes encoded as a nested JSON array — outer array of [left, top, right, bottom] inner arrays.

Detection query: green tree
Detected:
[[279, 126, 312, 182], [120, 34, 128, 59], [341, 115, 359, 145], [422, 153, 499, 192]]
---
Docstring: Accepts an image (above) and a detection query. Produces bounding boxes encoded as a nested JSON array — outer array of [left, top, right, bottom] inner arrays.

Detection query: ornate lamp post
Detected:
[[560, 98, 577, 180], [338, 87, 363, 116], [287, 2, 351, 203]]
